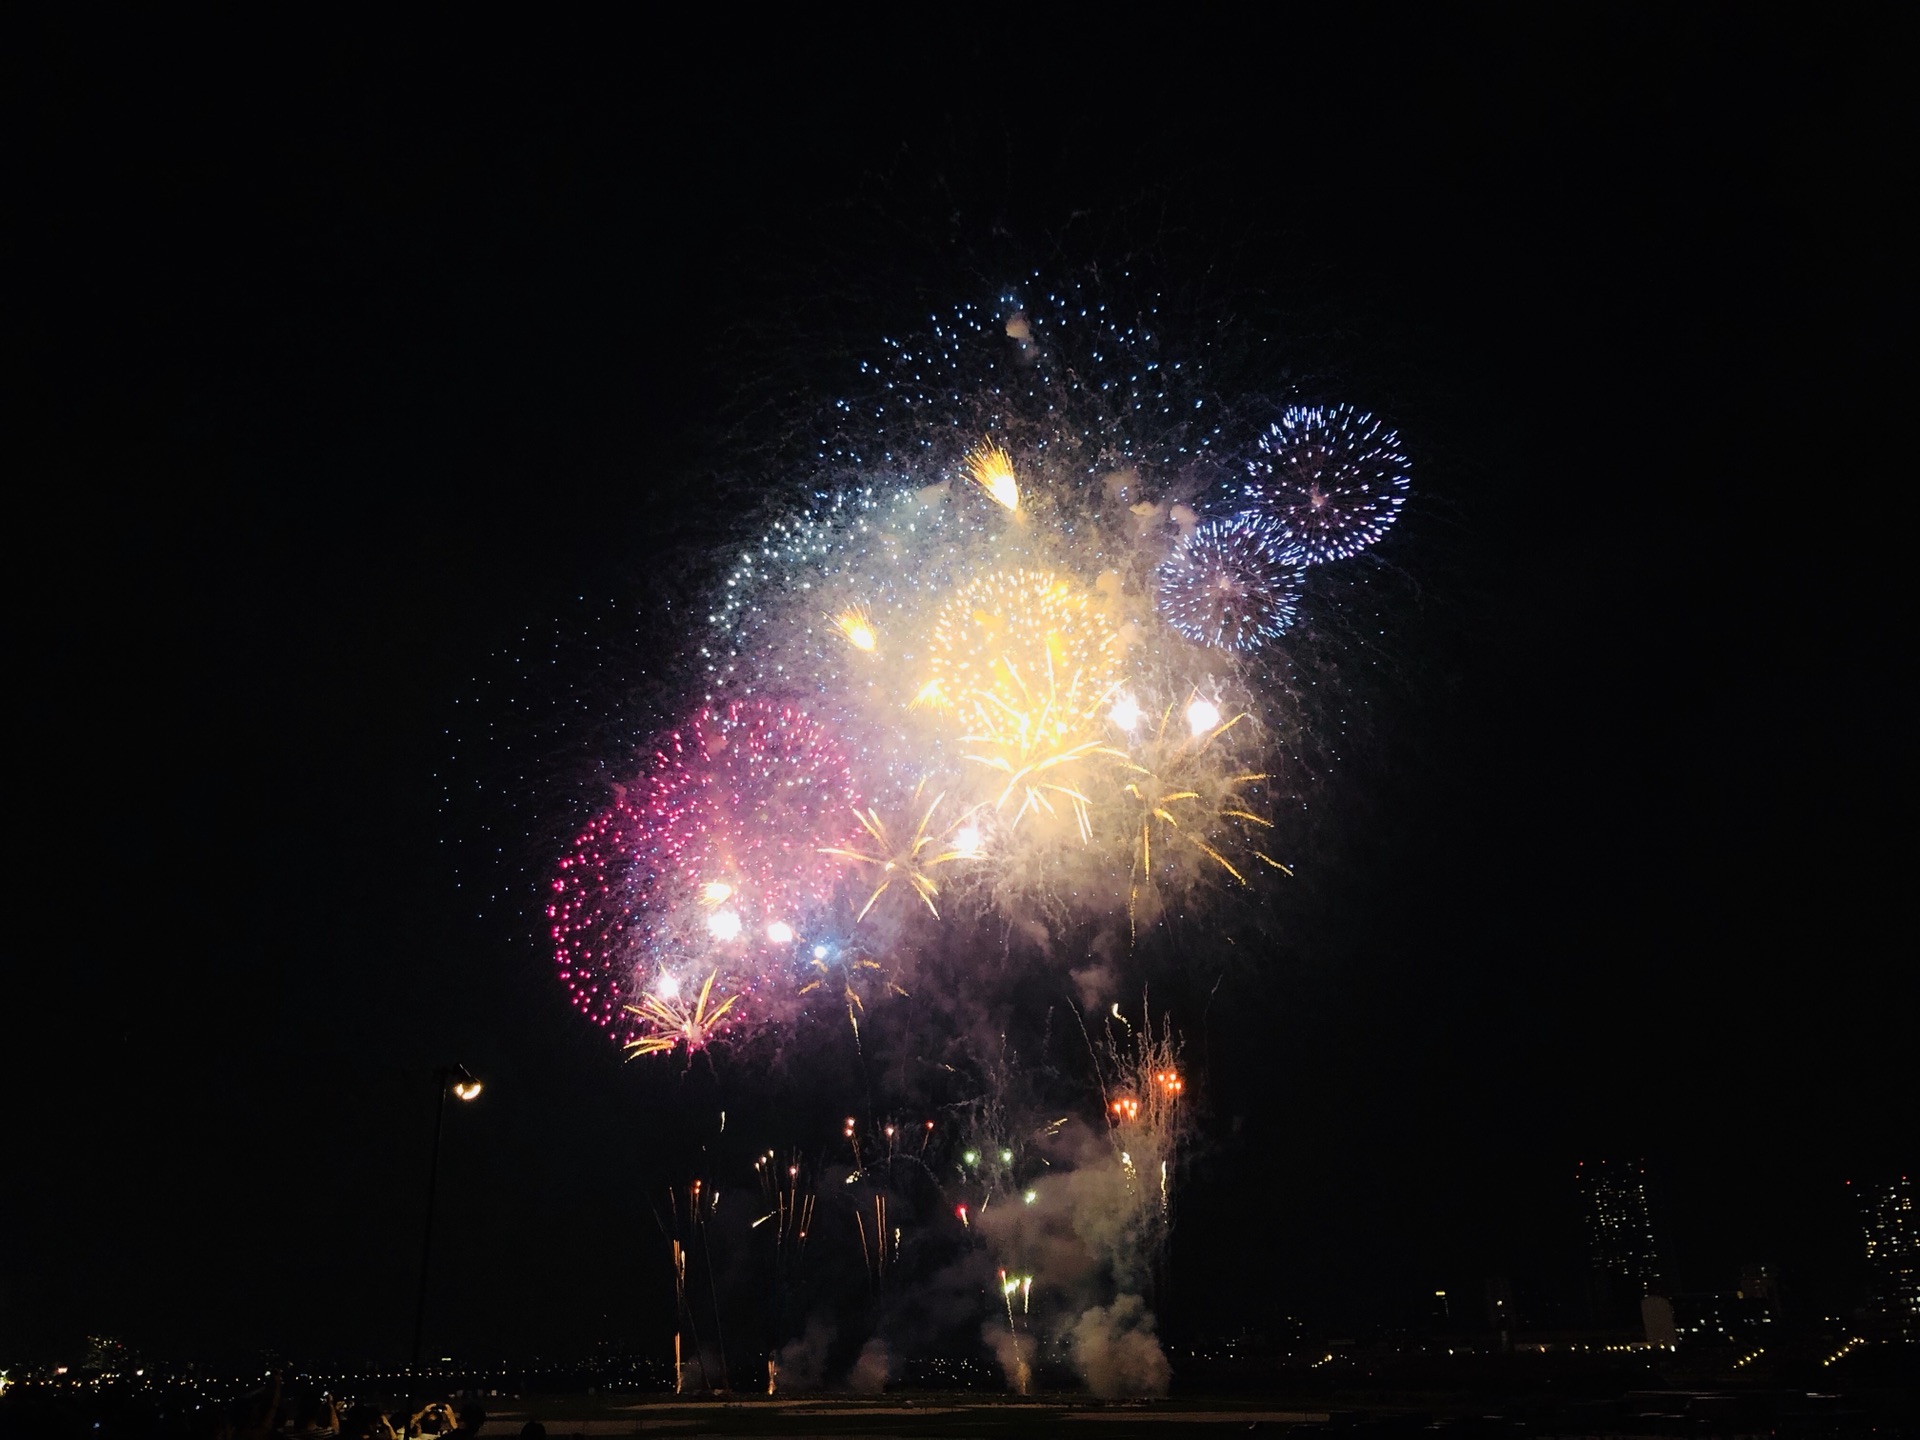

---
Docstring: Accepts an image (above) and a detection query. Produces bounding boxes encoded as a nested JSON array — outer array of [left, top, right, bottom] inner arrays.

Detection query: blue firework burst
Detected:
[[1157, 514, 1306, 651], [1244, 405, 1409, 563]]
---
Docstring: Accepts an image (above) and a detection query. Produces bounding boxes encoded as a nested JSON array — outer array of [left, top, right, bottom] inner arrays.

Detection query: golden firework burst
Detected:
[[623, 970, 740, 1058]]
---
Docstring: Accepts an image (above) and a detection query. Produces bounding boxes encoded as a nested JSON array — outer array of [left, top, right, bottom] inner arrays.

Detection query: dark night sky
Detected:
[[5, 12, 1909, 1365]]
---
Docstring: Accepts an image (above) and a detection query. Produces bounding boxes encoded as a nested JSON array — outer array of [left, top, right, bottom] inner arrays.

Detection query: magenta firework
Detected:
[[547, 700, 859, 1049]]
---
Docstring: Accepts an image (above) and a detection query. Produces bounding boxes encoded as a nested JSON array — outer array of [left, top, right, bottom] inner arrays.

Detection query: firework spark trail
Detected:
[[509, 282, 1413, 1043], [1157, 513, 1307, 651], [623, 970, 740, 1057], [499, 279, 1419, 1392], [819, 780, 983, 922], [1085, 996, 1191, 1288], [1242, 404, 1410, 563], [547, 699, 860, 1048], [1110, 698, 1293, 934]]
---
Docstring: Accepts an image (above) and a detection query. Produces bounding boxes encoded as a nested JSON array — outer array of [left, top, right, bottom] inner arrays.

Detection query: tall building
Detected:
[[1849, 1175, 1916, 1339], [1737, 1261, 1781, 1316], [1577, 1159, 1662, 1324]]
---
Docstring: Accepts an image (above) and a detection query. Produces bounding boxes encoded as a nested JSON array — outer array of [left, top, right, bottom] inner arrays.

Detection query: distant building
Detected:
[[1485, 1277, 1519, 1333], [1737, 1261, 1781, 1318], [1577, 1159, 1662, 1324], [1849, 1175, 1917, 1339], [1644, 1291, 1774, 1349]]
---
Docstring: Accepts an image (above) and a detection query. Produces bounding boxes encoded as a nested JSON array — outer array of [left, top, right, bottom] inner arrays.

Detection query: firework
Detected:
[[468, 277, 1423, 1398], [961, 692, 1125, 843], [624, 970, 741, 1057], [1092, 999, 1191, 1257], [1243, 404, 1410, 563], [1111, 698, 1290, 930], [1156, 513, 1306, 651], [547, 699, 859, 1047], [921, 568, 1121, 720], [965, 440, 1021, 512], [753, 1150, 817, 1254], [831, 604, 879, 653], [821, 780, 981, 921]]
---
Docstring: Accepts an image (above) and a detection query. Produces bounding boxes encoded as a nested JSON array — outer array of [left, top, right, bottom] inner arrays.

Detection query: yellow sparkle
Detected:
[[821, 781, 982, 922], [832, 605, 878, 653], [623, 970, 740, 1058], [923, 568, 1120, 725], [965, 440, 1020, 511], [1119, 702, 1291, 933]]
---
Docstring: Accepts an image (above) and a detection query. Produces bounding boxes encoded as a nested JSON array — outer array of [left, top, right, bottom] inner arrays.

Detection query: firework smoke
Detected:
[[453, 274, 1418, 1394]]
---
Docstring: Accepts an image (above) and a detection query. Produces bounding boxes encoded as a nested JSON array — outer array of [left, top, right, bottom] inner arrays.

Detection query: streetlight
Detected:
[[411, 1063, 483, 1368]]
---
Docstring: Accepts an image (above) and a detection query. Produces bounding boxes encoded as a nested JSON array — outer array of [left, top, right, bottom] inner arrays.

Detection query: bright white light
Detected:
[[951, 824, 983, 858], [812, 944, 829, 960], [700, 880, 734, 905], [1185, 696, 1221, 735], [706, 908, 743, 941], [1108, 695, 1143, 731], [766, 920, 795, 943], [1024, 1189, 1038, 1205], [654, 971, 681, 1000]]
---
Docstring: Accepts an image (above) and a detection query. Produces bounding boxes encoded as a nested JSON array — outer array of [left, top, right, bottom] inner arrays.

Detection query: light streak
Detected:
[[821, 782, 981, 921], [832, 605, 878, 652], [1118, 701, 1290, 930], [965, 440, 1020, 511], [622, 970, 740, 1058]]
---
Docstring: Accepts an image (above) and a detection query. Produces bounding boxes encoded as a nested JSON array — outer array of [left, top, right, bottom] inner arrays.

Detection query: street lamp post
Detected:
[[412, 1063, 483, 1368]]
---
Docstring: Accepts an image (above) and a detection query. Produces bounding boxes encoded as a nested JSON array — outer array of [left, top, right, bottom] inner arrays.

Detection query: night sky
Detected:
[[7, 13, 1906, 1366]]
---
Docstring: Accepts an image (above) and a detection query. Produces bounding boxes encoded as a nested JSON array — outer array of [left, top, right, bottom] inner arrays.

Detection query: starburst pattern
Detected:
[[960, 671, 1128, 842], [1113, 700, 1290, 930], [822, 782, 982, 921], [1244, 404, 1410, 563], [922, 568, 1120, 722], [1156, 513, 1306, 650], [623, 970, 741, 1057]]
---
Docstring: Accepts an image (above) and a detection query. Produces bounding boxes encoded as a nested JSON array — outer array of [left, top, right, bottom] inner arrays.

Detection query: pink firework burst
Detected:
[[548, 700, 859, 1048]]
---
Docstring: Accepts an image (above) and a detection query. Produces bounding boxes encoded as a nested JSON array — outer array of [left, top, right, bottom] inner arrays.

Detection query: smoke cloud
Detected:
[[1067, 1293, 1171, 1397], [846, 1336, 891, 1392]]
